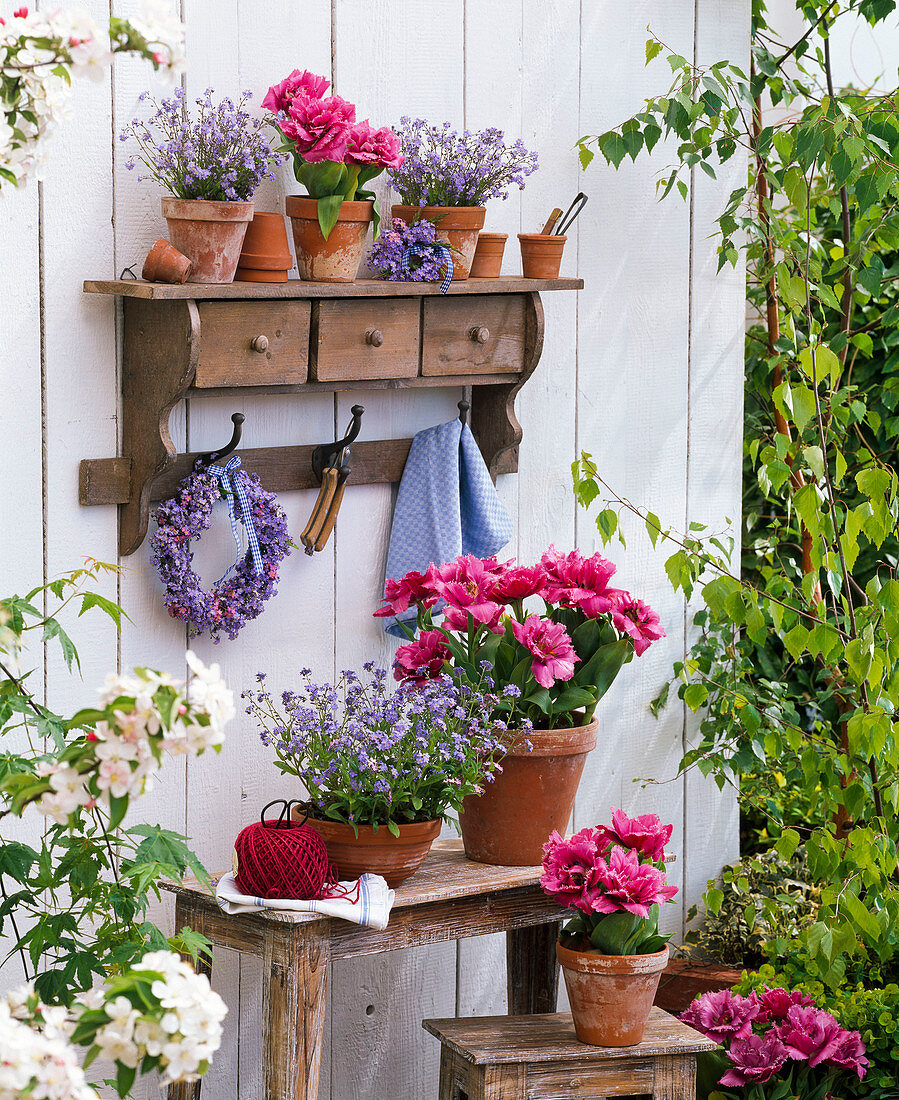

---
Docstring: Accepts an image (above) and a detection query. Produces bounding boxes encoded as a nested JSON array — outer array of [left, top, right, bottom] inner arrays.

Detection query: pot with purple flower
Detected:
[[122, 88, 283, 282], [541, 809, 678, 1046], [389, 117, 538, 279], [242, 663, 510, 886], [264, 69, 402, 282]]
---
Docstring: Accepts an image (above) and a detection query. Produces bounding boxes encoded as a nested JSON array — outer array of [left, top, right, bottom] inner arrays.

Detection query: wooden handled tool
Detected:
[[301, 466, 339, 554], [540, 207, 563, 234], [313, 467, 350, 552]]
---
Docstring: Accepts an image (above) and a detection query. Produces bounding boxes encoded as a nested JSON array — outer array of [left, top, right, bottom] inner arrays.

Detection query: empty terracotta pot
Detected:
[[236, 211, 294, 283], [519, 232, 567, 279], [286, 196, 373, 282], [558, 943, 669, 1046], [469, 232, 508, 278], [391, 204, 486, 280], [460, 716, 598, 866], [161, 197, 254, 283], [141, 238, 193, 284], [300, 815, 441, 887]]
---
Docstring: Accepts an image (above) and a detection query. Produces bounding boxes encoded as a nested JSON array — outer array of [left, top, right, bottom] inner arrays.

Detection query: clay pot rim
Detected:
[[518, 232, 567, 244], [286, 195, 374, 222], [236, 250, 294, 268], [297, 811, 442, 844], [557, 941, 670, 975], [392, 203, 486, 230], [161, 196, 254, 222], [503, 714, 598, 758], [476, 232, 508, 242]]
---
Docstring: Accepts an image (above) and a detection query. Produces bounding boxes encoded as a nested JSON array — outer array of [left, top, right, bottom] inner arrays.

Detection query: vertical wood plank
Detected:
[[683, 0, 748, 937], [654, 1053, 696, 1099], [506, 922, 560, 1015]]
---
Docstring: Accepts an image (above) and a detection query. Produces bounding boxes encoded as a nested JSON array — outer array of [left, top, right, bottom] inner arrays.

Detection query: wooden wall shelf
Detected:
[[80, 276, 583, 555]]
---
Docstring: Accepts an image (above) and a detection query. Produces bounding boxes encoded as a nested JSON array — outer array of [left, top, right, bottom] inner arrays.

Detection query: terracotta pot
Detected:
[[518, 232, 567, 279], [391, 204, 486, 280], [235, 211, 294, 283], [558, 942, 670, 1046], [161, 197, 254, 284], [141, 237, 193, 284], [285, 196, 372, 283], [469, 232, 507, 278], [654, 957, 743, 1015], [460, 716, 598, 866], [300, 815, 441, 887]]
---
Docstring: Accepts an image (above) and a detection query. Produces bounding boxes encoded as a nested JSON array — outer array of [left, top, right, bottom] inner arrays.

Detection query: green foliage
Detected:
[[686, 848, 821, 968], [738, 965, 899, 1098], [574, 0, 899, 985]]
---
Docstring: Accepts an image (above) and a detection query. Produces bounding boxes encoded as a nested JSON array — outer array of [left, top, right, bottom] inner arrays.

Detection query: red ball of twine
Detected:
[[234, 818, 331, 900]]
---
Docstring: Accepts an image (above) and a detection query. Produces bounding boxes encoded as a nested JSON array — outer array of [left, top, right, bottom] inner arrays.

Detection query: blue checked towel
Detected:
[[381, 416, 513, 637], [215, 871, 394, 930]]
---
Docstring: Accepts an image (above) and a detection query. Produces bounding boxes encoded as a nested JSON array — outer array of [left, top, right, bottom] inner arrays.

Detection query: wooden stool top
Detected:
[[423, 1007, 718, 1065]]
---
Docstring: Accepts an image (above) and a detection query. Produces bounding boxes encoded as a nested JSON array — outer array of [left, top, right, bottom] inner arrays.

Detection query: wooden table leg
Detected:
[[469, 1064, 526, 1100], [654, 1054, 696, 1098], [168, 898, 213, 1100], [506, 921, 560, 1015], [263, 922, 330, 1100]]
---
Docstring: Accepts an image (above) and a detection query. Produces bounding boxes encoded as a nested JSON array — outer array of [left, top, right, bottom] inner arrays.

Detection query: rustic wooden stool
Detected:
[[423, 1007, 718, 1099]]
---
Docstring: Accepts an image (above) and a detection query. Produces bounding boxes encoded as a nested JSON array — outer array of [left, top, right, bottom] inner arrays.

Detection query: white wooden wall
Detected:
[[0, 2, 748, 1096]]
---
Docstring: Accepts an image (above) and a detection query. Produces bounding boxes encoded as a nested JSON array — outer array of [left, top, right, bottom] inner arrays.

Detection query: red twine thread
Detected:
[[234, 818, 332, 900]]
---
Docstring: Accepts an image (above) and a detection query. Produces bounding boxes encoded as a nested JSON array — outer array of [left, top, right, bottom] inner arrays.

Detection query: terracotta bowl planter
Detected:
[[236, 211, 294, 283], [460, 716, 598, 866], [558, 942, 670, 1046], [141, 238, 192, 284], [161, 197, 254, 284], [286, 196, 373, 283], [654, 956, 743, 1015], [519, 232, 567, 279], [299, 814, 441, 887], [469, 232, 507, 278], [391, 204, 486, 280]]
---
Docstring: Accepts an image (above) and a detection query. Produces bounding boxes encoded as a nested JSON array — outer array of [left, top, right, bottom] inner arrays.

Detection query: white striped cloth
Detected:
[[214, 872, 394, 929]]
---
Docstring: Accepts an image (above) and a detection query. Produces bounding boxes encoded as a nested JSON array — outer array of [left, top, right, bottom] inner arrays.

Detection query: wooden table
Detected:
[[163, 840, 562, 1100], [423, 1007, 718, 1099]]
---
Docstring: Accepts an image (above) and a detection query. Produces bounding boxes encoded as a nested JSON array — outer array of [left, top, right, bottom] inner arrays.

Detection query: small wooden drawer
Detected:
[[310, 298, 420, 382], [194, 301, 310, 388], [422, 294, 526, 376]]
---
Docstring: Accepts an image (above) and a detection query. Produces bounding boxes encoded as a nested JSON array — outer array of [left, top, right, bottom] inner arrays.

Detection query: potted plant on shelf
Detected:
[[122, 88, 282, 283], [388, 117, 538, 279], [263, 69, 402, 282], [376, 548, 665, 865], [542, 810, 677, 1046], [243, 664, 509, 887]]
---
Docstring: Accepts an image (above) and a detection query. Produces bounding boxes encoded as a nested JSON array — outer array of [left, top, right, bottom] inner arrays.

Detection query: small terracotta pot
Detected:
[[141, 238, 193, 284], [469, 232, 508, 278], [518, 232, 567, 279], [391, 204, 486, 280], [460, 716, 598, 866], [299, 814, 441, 887], [558, 942, 670, 1046], [161, 197, 254, 283], [286, 196, 373, 283], [235, 211, 294, 283]]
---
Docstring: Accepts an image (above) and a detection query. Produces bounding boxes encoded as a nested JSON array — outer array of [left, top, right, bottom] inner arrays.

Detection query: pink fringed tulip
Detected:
[[346, 120, 404, 169], [280, 92, 355, 163], [511, 615, 578, 688], [680, 989, 759, 1044], [374, 569, 438, 617], [488, 563, 547, 602], [262, 69, 330, 113], [825, 1028, 869, 1079], [751, 986, 815, 1024], [540, 827, 603, 915], [596, 808, 672, 862], [719, 1032, 789, 1087], [585, 845, 678, 918], [431, 555, 504, 631], [394, 630, 451, 683], [774, 1004, 844, 1067], [611, 595, 666, 656]]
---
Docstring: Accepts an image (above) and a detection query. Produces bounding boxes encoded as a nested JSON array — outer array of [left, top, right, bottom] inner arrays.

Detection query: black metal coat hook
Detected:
[[458, 400, 471, 425], [312, 404, 365, 482], [198, 412, 245, 468]]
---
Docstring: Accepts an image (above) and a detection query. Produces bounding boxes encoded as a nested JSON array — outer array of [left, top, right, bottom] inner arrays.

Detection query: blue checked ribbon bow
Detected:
[[206, 455, 264, 581], [400, 241, 453, 293]]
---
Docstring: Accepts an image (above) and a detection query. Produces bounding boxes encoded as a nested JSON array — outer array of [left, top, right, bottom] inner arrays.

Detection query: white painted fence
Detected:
[[0, 2, 749, 1096]]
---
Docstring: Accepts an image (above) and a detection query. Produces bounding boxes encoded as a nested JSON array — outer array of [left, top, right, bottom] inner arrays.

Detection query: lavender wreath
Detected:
[[150, 464, 291, 642]]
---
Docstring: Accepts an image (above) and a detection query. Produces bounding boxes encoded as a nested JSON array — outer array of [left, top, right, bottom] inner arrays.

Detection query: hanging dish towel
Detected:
[[381, 416, 513, 637], [215, 872, 394, 929]]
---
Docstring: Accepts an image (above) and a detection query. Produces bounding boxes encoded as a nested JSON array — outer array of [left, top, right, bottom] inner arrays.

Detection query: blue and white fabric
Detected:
[[206, 455, 263, 581], [215, 871, 394, 930], [400, 241, 453, 292]]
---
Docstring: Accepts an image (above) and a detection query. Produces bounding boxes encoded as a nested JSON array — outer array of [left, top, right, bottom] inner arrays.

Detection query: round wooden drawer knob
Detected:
[[365, 329, 384, 347], [469, 325, 490, 344], [251, 334, 269, 353]]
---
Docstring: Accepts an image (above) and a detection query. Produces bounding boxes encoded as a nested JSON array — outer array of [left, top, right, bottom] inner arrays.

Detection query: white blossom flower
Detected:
[[96, 757, 135, 799]]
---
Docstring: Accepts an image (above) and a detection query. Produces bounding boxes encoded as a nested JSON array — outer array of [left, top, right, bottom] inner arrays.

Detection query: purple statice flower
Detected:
[[241, 666, 511, 829], [389, 117, 538, 207], [120, 87, 285, 202], [369, 217, 449, 283]]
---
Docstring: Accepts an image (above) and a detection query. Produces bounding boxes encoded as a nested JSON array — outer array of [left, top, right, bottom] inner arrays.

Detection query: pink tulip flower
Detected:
[[510, 615, 578, 689]]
